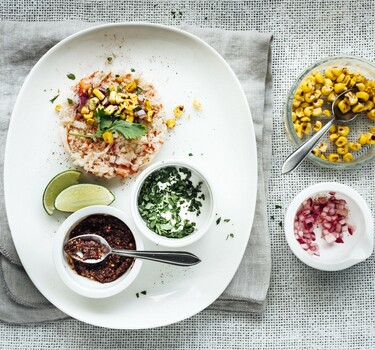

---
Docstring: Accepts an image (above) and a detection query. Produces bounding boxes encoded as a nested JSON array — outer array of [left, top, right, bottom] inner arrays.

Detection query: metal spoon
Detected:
[[64, 234, 201, 267], [282, 88, 359, 174]]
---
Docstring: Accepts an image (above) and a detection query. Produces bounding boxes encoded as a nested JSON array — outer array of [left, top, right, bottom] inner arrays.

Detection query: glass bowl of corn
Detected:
[[284, 56, 375, 169]]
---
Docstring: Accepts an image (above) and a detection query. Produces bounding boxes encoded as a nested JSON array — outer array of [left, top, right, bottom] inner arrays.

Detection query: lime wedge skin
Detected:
[[54, 184, 115, 212], [42, 170, 82, 215]]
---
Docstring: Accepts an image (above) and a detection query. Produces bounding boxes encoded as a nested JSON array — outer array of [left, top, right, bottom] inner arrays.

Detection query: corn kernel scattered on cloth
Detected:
[[0, 21, 273, 323]]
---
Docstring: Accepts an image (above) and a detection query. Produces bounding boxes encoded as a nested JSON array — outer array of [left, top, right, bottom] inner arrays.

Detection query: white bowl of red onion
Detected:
[[285, 182, 374, 271]]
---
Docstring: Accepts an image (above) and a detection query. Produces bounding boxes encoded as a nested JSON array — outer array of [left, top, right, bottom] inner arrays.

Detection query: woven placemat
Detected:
[[1, 0, 375, 349]]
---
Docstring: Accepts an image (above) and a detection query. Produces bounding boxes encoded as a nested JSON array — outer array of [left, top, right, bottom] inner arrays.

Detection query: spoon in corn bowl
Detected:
[[282, 89, 360, 174]]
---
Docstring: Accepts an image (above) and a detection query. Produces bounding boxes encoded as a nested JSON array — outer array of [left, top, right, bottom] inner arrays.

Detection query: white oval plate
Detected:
[[4, 23, 257, 329]]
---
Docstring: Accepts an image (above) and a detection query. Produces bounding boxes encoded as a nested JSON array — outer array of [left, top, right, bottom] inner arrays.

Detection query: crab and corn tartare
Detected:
[[59, 71, 167, 178]]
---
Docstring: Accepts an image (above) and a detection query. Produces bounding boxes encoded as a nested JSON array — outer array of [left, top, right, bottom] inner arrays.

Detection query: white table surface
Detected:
[[1, 0, 375, 349]]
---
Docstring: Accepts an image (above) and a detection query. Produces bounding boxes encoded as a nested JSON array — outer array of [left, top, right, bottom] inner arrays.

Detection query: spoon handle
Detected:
[[282, 118, 335, 174], [111, 249, 201, 267]]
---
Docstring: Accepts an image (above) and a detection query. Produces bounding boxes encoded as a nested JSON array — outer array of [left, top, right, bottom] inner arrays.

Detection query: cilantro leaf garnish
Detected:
[[108, 119, 147, 140], [69, 107, 147, 140], [67, 73, 76, 80]]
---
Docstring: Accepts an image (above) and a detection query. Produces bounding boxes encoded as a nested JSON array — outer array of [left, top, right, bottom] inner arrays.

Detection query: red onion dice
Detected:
[[294, 192, 355, 256]]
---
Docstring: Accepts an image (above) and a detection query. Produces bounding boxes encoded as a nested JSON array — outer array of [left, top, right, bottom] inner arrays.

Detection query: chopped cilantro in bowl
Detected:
[[131, 160, 215, 247]]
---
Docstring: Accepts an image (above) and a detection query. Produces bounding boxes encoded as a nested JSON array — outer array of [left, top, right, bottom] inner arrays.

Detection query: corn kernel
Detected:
[[337, 145, 349, 155], [324, 78, 333, 86], [336, 73, 346, 83], [359, 133, 368, 144], [313, 98, 324, 108], [336, 136, 348, 147], [292, 112, 297, 123], [55, 104, 62, 112], [345, 91, 358, 105], [365, 100, 374, 111], [329, 125, 336, 133], [102, 131, 114, 143], [105, 105, 116, 115], [313, 121, 322, 131], [109, 91, 117, 104], [319, 142, 328, 153], [367, 109, 375, 120], [337, 125, 350, 136], [108, 85, 115, 92], [302, 122, 312, 134], [304, 92, 316, 103], [89, 97, 99, 110], [83, 112, 93, 120], [356, 91, 370, 101], [334, 83, 347, 94], [301, 80, 314, 92], [367, 133, 375, 144], [125, 81, 137, 92], [92, 88, 105, 101], [300, 117, 310, 123], [329, 133, 339, 143], [325, 68, 336, 81], [349, 142, 361, 151], [314, 71, 325, 84], [331, 67, 343, 77], [348, 77, 357, 87], [356, 82, 366, 91], [126, 115, 134, 123], [81, 106, 90, 115], [338, 99, 350, 114], [193, 99, 202, 110], [343, 153, 354, 162], [328, 154, 340, 162], [166, 118, 176, 129], [320, 154, 327, 160], [304, 106, 314, 117], [292, 99, 301, 108], [370, 127, 375, 134], [173, 105, 184, 117], [327, 92, 338, 103], [312, 107, 323, 117], [146, 110, 154, 122], [312, 149, 320, 157], [144, 100, 152, 111], [123, 99, 136, 110], [354, 73, 365, 83], [300, 102, 310, 108], [342, 75, 351, 85], [352, 103, 365, 113], [86, 118, 95, 125], [323, 110, 332, 117], [322, 85, 334, 95]]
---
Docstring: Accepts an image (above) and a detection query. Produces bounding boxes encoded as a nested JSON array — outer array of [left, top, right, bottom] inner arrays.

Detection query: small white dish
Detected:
[[131, 159, 215, 248], [285, 182, 374, 271], [53, 205, 143, 298]]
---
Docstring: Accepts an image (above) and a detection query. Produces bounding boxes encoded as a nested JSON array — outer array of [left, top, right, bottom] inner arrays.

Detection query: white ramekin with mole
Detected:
[[53, 205, 143, 298]]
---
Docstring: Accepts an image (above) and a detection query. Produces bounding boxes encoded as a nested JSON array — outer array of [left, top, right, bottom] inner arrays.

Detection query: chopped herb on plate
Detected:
[[216, 217, 221, 225], [67, 98, 73, 105], [67, 73, 76, 80]]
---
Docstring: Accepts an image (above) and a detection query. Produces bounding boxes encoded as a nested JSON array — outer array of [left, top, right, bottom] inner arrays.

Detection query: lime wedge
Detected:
[[42, 170, 82, 215], [54, 184, 115, 212]]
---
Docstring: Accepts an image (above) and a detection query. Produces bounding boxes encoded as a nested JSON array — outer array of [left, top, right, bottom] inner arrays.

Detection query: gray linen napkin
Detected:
[[0, 21, 272, 323]]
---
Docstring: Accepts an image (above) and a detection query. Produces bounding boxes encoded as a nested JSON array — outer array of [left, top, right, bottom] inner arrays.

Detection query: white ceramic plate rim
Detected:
[[285, 182, 374, 271], [4, 22, 258, 329]]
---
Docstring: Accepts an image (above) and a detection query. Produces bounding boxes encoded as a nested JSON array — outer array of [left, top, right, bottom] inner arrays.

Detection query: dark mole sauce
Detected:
[[66, 214, 136, 283]]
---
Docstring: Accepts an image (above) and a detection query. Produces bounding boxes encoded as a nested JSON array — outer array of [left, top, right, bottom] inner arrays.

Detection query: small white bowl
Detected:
[[285, 182, 374, 271], [53, 205, 143, 298], [131, 159, 215, 248]]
